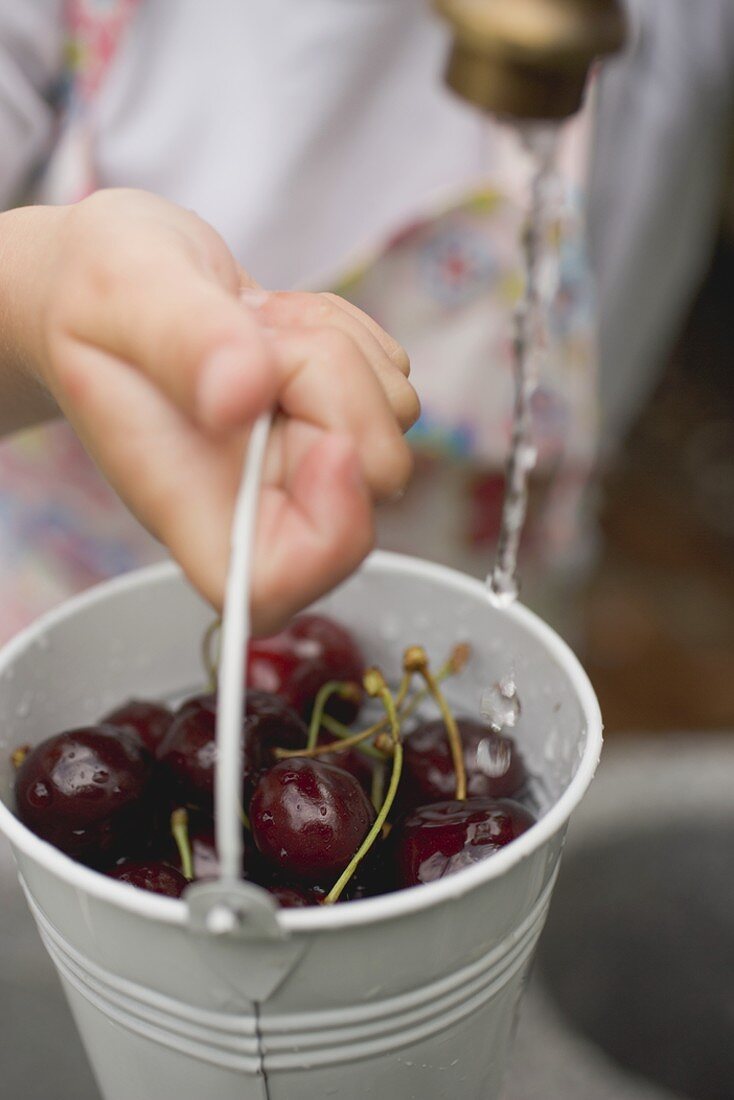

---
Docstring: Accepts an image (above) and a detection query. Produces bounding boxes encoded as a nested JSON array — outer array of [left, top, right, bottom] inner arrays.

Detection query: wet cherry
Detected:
[[102, 699, 173, 754], [393, 798, 535, 888], [266, 884, 321, 908], [155, 693, 217, 809], [250, 758, 375, 884], [156, 691, 307, 809], [108, 860, 188, 898], [401, 718, 526, 809], [248, 614, 364, 723], [314, 731, 374, 795], [15, 726, 154, 864]]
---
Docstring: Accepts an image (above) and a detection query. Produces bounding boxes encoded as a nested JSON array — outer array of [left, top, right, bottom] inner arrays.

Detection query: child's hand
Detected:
[[3, 189, 418, 632]]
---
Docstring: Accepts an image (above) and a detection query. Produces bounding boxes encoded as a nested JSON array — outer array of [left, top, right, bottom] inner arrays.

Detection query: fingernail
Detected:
[[239, 287, 270, 308], [198, 346, 246, 429]]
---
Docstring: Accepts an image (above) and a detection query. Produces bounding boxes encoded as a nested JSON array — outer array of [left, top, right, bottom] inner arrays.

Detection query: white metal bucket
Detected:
[[0, 552, 602, 1100]]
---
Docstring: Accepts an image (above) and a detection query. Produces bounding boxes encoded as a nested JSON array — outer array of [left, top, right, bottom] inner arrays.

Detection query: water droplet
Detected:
[[480, 676, 521, 733], [476, 736, 512, 778]]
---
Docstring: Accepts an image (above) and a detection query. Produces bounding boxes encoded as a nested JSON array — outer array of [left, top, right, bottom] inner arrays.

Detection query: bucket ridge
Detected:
[[24, 869, 555, 1071]]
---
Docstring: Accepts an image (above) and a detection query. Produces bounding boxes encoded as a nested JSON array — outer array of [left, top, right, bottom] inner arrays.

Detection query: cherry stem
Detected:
[[273, 643, 469, 764], [325, 669, 402, 905], [171, 808, 194, 881], [275, 721, 389, 762], [404, 645, 467, 801], [297, 668, 413, 761], [398, 643, 471, 724], [306, 681, 361, 752], [11, 745, 30, 770], [370, 762, 385, 812], [202, 618, 222, 692], [320, 715, 385, 761]]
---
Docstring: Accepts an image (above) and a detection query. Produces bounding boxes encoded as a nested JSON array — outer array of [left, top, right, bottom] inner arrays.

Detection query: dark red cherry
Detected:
[[155, 694, 217, 809], [108, 860, 188, 898], [248, 614, 364, 723], [156, 692, 307, 809], [15, 726, 154, 864], [250, 758, 375, 884], [266, 884, 320, 908], [314, 731, 374, 796], [164, 817, 252, 881], [101, 699, 173, 754], [349, 838, 395, 899], [394, 798, 535, 888], [401, 719, 526, 810]]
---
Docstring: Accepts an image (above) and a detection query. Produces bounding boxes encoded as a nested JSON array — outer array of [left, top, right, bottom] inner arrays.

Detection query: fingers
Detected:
[[50, 336, 375, 633], [321, 293, 411, 376], [267, 325, 414, 501], [242, 289, 419, 432], [47, 199, 278, 433], [252, 423, 375, 633]]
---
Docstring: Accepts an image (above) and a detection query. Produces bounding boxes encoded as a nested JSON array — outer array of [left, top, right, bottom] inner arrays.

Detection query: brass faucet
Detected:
[[434, 0, 627, 120]]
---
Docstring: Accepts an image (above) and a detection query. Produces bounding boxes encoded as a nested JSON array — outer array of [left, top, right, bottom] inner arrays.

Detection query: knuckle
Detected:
[[315, 325, 357, 366], [267, 291, 333, 326]]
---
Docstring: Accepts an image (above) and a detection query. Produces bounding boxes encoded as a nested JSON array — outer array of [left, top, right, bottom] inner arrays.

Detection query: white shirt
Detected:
[[1, 0, 733, 447]]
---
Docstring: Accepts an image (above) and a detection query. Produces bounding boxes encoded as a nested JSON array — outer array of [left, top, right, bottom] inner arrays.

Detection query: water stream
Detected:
[[488, 124, 561, 607]]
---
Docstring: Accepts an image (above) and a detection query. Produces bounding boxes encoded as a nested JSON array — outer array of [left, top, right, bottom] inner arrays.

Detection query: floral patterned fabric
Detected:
[[0, 0, 597, 643]]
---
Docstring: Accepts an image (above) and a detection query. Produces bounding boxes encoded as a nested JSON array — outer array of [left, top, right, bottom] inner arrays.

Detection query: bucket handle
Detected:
[[186, 413, 285, 941]]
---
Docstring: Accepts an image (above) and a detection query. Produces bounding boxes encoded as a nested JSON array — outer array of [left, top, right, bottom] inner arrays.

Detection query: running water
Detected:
[[488, 124, 561, 607]]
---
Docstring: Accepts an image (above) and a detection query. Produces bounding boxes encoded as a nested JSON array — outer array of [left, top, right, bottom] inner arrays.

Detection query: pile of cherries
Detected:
[[13, 614, 535, 907]]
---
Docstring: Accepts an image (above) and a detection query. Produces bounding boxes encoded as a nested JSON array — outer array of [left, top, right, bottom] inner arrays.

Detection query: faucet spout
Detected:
[[434, 0, 627, 121]]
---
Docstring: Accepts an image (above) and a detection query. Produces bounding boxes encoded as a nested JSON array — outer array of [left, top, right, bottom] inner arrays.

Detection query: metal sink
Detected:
[[507, 734, 734, 1100]]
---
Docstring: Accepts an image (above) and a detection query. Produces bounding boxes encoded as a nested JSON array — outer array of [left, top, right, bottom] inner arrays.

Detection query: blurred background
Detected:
[[580, 213, 734, 734]]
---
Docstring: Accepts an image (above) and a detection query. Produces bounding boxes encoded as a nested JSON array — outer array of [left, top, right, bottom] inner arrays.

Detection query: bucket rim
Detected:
[[0, 552, 602, 932]]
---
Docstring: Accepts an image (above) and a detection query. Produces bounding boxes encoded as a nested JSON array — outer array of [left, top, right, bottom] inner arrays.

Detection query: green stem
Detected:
[[306, 681, 360, 752], [202, 618, 222, 692], [397, 643, 471, 723], [370, 762, 385, 812], [325, 745, 403, 904], [325, 668, 402, 905], [275, 721, 389, 762], [404, 647, 467, 801], [171, 808, 194, 881], [320, 714, 385, 761]]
